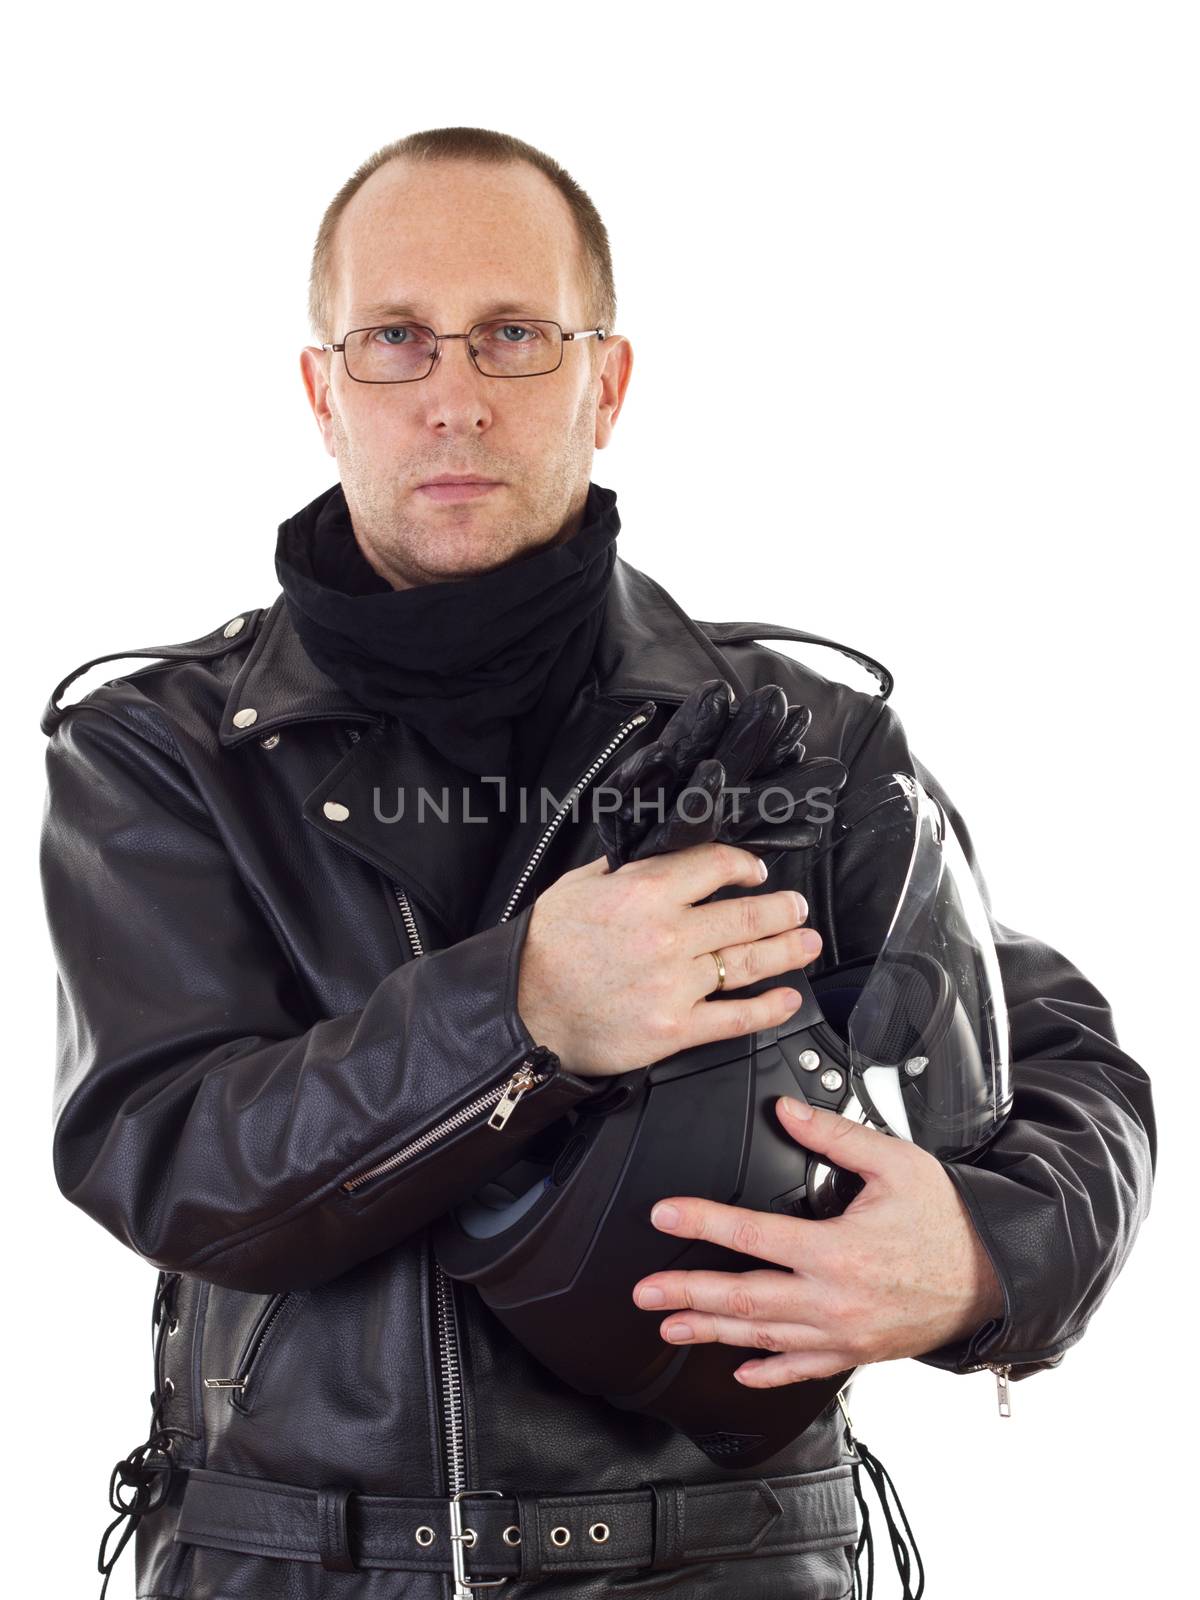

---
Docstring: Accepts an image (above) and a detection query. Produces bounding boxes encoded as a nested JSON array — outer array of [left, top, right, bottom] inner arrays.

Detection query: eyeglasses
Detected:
[[322, 319, 608, 384]]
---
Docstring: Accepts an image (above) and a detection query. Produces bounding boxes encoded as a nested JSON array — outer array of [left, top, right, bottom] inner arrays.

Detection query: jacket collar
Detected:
[[219, 554, 743, 749]]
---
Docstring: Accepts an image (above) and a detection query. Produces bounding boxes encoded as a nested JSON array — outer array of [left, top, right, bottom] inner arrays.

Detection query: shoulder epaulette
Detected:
[[40, 609, 265, 736], [697, 618, 893, 701]]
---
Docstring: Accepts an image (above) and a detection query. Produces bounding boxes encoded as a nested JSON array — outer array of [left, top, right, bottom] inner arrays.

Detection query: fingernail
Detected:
[[757, 857, 769, 881], [638, 1286, 666, 1307], [665, 1323, 693, 1342], [799, 929, 822, 954], [781, 1095, 814, 1121], [793, 892, 808, 923], [651, 1203, 680, 1230]]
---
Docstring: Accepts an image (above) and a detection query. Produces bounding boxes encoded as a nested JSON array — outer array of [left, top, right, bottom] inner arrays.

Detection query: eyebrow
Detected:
[[348, 301, 545, 325]]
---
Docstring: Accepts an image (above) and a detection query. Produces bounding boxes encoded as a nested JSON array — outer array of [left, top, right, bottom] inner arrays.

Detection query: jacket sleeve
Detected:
[[828, 696, 1157, 1381], [41, 700, 603, 1296]]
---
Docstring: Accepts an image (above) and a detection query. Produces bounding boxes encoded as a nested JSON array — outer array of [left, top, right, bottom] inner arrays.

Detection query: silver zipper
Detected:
[[496, 705, 654, 924], [436, 1267, 468, 1497], [393, 881, 425, 957], [964, 1361, 1013, 1417], [339, 1051, 555, 1192], [203, 1291, 292, 1392], [344, 705, 656, 1515]]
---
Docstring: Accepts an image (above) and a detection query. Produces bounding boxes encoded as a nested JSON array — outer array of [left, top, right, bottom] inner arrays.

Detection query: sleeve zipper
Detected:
[[963, 1361, 1013, 1416], [339, 1045, 559, 1194]]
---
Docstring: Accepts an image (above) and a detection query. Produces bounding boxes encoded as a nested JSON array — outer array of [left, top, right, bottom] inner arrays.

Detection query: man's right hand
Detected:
[[516, 843, 822, 1078]]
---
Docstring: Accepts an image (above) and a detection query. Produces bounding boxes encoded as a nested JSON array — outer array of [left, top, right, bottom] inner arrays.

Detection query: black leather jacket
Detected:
[[39, 555, 1156, 1600]]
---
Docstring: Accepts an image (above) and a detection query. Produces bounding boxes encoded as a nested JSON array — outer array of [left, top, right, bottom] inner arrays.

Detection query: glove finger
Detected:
[[594, 807, 620, 862], [724, 818, 825, 851], [791, 755, 850, 799], [758, 703, 813, 774], [720, 756, 850, 841], [709, 684, 789, 788], [658, 679, 734, 767], [631, 758, 726, 858], [744, 757, 845, 812], [606, 739, 675, 798]]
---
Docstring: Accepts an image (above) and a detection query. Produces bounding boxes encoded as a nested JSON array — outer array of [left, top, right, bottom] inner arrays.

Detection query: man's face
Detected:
[[301, 158, 632, 590]]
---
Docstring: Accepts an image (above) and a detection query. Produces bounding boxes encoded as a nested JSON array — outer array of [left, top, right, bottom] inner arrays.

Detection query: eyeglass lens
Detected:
[[344, 320, 563, 381]]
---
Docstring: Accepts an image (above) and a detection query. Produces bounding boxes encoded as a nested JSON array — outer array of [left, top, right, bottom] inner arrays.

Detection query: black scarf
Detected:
[[275, 480, 620, 780]]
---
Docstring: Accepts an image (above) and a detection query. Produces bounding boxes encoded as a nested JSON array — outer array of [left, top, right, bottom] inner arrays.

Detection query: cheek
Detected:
[[335, 393, 409, 457]]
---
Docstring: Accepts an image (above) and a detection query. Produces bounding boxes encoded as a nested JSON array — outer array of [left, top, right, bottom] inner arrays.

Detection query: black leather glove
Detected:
[[595, 678, 849, 870]]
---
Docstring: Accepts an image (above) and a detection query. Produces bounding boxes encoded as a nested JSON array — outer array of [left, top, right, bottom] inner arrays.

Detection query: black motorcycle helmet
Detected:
[[433, 764, 1012, 1469]]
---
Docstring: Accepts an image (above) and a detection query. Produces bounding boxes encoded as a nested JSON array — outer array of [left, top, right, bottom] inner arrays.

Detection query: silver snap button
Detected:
[[904, 1055, 929, 1077], [223, 617, 246, 638], [232, 707, 258, 728], [260, 733, 280, 750], [820, 1068, 844, 1092], [589, 1522, 610, 1543], [502, 1526, 522, 1546], [415, 1526, 436, 1547], [797, 1049, 821, 1072], [323, 801, 350, 822], [549, 1526, 571, 1547]]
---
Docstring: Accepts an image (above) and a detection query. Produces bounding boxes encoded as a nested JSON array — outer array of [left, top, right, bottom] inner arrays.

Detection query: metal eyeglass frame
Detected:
[[321, 320, 609, 383]]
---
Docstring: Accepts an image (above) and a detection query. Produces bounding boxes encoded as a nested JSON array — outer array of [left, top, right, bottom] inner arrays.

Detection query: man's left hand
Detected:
[[631, 1095, 1005, 1388]]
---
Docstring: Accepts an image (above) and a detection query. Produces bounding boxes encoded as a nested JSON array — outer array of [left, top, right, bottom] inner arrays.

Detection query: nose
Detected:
[[422, 335, 494, 433]]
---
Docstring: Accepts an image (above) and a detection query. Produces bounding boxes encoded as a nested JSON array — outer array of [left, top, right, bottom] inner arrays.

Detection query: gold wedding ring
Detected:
[[709, 949, 727, 992]]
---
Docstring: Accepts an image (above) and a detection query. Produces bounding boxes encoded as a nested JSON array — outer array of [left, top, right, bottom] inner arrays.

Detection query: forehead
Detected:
[[334, 157, 584, 325]]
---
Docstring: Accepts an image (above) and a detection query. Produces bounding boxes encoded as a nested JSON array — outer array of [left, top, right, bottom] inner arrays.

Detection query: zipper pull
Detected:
[[488, 1050, 555, 1130], [835, 1387, 855, 1452], [992, 1363, 1012, 1417]]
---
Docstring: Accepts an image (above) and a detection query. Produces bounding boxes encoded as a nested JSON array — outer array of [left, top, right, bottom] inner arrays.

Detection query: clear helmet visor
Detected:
[[818, 772, 1011, 1160]]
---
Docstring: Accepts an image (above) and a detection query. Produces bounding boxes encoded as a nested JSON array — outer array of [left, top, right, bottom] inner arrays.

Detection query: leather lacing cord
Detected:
[[841, 1412, 925, 1600], [97, 1270, 190, 1599]]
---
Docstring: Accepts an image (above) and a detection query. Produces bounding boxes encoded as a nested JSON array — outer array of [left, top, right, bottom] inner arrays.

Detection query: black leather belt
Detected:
[[174, 1462, 858, 1583]]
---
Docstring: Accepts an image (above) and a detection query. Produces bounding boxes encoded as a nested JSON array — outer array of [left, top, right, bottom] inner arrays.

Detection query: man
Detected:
[[40, 127, 1155, 1599]]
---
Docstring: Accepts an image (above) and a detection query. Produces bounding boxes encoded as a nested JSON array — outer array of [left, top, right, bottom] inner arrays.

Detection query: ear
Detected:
[[300, 346, 337, 459], [594, 335, 634, 449]]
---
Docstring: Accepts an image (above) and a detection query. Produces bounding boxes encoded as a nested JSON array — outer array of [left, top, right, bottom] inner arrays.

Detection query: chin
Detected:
[[424, 538, 522, 582]]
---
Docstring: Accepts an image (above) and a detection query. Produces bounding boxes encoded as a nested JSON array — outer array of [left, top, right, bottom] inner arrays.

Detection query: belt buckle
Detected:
[[449, 1488, 508, 1598]]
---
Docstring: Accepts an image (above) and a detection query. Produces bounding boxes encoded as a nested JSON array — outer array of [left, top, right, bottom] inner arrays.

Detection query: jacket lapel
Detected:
[[219, 557, 742, 942]]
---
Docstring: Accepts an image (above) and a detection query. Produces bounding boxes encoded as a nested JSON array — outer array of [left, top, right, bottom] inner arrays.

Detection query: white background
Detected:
[[7, 2, 1196, 1594]]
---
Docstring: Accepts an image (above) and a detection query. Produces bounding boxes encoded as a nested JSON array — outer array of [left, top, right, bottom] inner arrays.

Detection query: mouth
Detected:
[[417, 474, 503, 503]]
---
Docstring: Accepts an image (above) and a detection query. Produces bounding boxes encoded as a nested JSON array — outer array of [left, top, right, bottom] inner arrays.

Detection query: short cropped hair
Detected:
[[308, 126, 617, 343]]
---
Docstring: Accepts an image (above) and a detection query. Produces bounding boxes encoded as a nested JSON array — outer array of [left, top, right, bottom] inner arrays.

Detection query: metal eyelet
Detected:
[[589, 1522, 610, 1543], [160, 1377, 175, 1398], [549, 1526, 571, 1547], [502, 1525, 522, 1546], [415, 1526, 436, 1547], [167, 1317, 180, 1337], [260, 733, 281, 750], [459, 1529, 477, 1548]]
